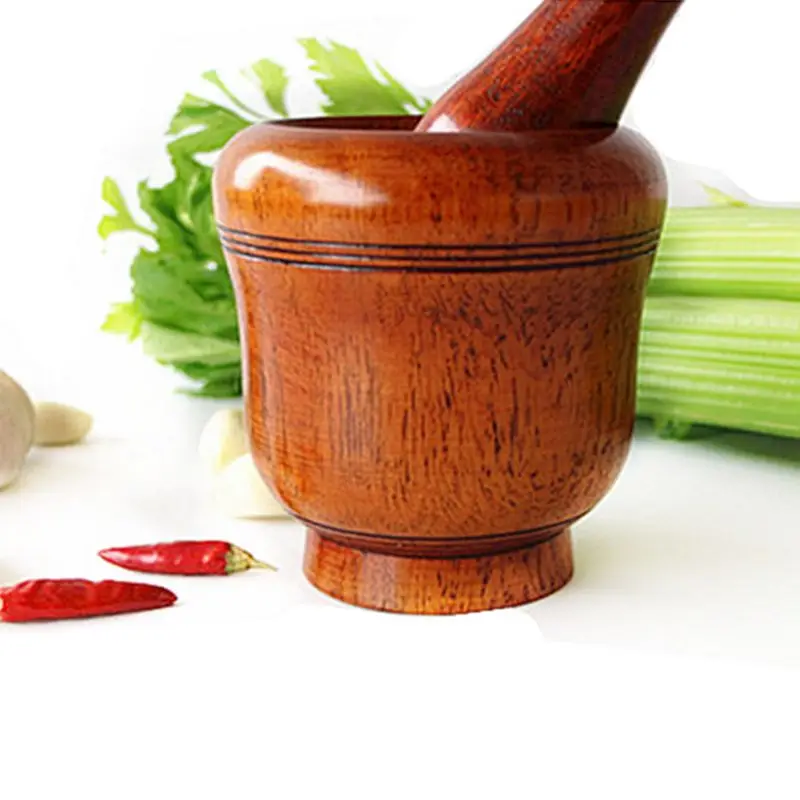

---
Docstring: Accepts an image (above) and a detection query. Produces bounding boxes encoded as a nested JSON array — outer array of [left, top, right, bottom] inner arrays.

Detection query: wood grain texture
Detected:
[[213, 115, 668, 614], [416, 0, 684, 133], [304, 527, 574, 615]]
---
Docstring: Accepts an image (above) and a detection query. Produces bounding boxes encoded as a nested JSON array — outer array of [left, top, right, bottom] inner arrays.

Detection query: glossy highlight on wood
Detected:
[[213, 115, 668, 614], [416, 0, 684, 133]]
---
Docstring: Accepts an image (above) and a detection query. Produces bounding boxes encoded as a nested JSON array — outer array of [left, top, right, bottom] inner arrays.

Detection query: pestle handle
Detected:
[[416, 0, 684, 133]]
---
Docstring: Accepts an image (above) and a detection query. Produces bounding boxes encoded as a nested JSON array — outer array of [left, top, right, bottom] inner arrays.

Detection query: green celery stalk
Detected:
[[637, 396, 800, 439], [641, 342, 799, 371], [638, 296, 800, 438], [642, 296, 800, 341], [648, 259, 800, 302], [650, 206, 800, 301]]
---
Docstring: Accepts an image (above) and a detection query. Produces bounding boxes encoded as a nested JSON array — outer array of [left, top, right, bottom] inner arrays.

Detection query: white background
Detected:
[[1, 1, 799, 797]]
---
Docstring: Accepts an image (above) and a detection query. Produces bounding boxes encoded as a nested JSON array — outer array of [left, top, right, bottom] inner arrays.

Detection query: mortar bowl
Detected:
[[213, 114, 667, 614]]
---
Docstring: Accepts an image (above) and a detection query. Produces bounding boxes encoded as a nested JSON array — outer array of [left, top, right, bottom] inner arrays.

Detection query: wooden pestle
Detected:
[[415, 0, 684, 133]]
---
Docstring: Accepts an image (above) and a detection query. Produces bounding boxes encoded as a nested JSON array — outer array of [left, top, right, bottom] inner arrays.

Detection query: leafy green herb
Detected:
[[139, 322, 239, 363], [299, 38, 432, 116], [245, 59, 290, 117], [701, 183, 749, 208], [100, 39, 431, 397], [102, 150, 242, 395], [101, 302, 142, 340], [166, 94, 253, 157], [201, 70, 264, 119], [98, 178, 155, 240]]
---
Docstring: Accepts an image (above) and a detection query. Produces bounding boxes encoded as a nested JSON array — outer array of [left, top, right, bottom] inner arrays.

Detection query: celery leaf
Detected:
[[98, 177, 154, 240], [201, 70, 264, 119], [246, 59, 290, 117], [702, 184, 750, 208], [101, 302, 143, 341], [167, 94, 252, 155], [300, 38, 431, 116]]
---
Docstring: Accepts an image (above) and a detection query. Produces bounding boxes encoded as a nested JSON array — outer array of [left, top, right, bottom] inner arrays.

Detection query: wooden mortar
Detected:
[[213, 115, 667, 613]]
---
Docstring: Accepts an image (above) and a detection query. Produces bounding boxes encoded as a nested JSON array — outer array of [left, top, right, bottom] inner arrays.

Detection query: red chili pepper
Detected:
[[98, 540, 277, 576], [0, 579, 177, 623]]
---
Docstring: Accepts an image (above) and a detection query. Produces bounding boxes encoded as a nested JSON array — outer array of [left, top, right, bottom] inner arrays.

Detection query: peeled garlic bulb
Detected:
[[198, 408, 248, 473], [216, 454, 289, 519], [0, 371, 35, 489], [199, 408, 290, 519], [34, 402, 93, 446]]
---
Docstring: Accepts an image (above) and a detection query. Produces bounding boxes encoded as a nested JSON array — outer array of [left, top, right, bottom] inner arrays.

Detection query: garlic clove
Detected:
[[33, 402, 93, 447], [198, 408, 248, 474], [0, 371, 36, 489], [215, 453, 290, 519]]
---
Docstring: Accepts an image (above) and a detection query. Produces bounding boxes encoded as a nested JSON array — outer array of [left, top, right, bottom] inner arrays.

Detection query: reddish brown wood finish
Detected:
[[213, 115, 668, 614], [304, 527, 574, 615], [416, 0, 684, 133]]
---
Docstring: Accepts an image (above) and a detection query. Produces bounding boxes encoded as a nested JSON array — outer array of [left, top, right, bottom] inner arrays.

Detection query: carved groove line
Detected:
[[221, 241, 658, 273], [292, 512, 583, 545], [217, 220, 662, 251]]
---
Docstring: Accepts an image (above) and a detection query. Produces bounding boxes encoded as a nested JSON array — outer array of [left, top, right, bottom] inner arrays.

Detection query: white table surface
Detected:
[[1, 356, 799, 797], [5, 383, 799, 661]]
